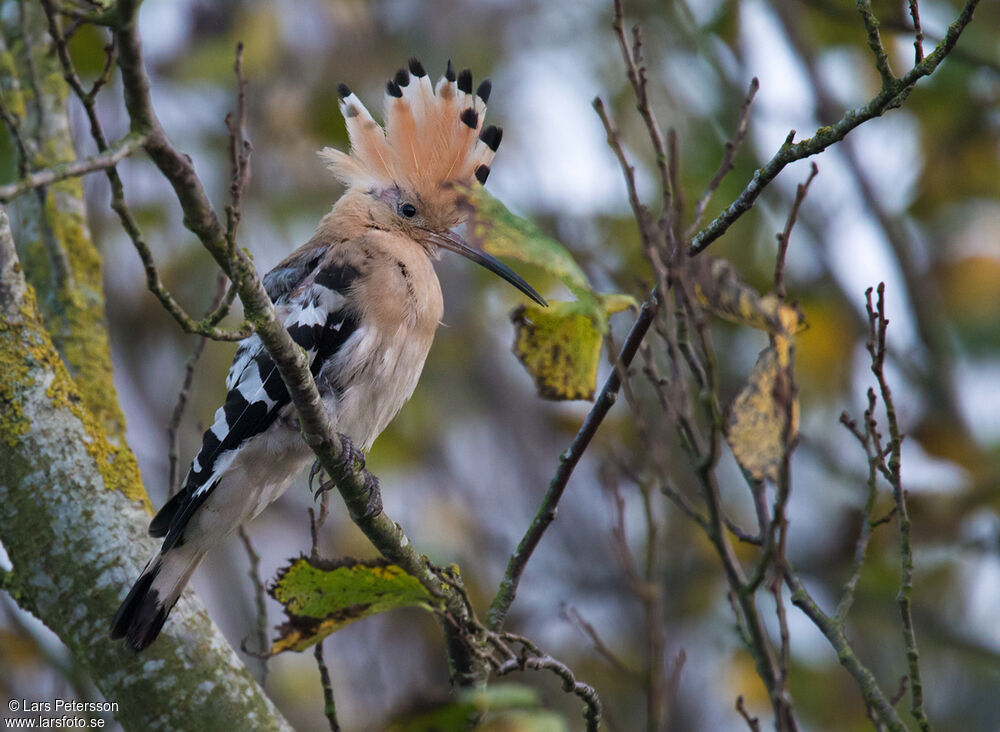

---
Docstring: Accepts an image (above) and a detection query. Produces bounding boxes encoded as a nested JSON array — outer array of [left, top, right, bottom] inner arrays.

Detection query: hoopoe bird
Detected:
[[110, 58, 544, 652]]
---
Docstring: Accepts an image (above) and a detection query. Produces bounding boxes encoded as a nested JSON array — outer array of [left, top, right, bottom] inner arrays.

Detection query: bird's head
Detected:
[[320, 59, 545, 306]]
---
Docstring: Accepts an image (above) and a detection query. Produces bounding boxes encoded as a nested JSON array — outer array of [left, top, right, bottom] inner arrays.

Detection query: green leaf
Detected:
[[269, 557, 439, 653], [464, 188, 592, 300], [384, 684, 568, 732]]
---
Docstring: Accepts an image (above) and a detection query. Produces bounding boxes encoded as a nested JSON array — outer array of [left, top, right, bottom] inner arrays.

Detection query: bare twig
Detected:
[[225, 42, 252, 259], [774, 162, 818, 302], [314, 640, 341, 732], [237, 526, 270, 681], [855, 0, 896, 86], [785, 566, 904, 730], [865, 284, 928, 731], [496, 652, 602, 732], [686, 78, 759, 239], [612, 0, 671, 216], [39, 0, 250, 342], [563, 605, 638, 677], [308, 472, 331, 564], [908, 0, 925, 63], [166, 273, 234, 495], [594, 97, 657, 251], [736, 695, 762, 732], [166, 336, 206, 495], [486, 298, 658, 631], [0, 133, 145, 202]]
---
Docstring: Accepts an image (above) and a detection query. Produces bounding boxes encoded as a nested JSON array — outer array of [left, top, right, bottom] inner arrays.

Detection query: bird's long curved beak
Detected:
[[428, 230, 547, 307]]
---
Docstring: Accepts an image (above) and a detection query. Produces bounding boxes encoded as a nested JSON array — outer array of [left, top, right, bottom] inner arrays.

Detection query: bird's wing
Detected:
[[261, 243, 326, 303], [150, 253, 362, 550]]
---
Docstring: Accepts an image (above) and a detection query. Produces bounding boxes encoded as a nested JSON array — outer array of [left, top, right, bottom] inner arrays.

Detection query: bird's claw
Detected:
[[361, 473, 383, 520], [338, 435, 366, 472]]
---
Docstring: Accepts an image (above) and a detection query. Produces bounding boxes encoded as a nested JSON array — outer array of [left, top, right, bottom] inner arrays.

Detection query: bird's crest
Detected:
[[319, 59, 501, 198]]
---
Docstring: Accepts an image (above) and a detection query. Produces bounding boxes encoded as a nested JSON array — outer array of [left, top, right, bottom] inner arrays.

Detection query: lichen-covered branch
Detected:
[[1, 3, 128, 443], [784, 567, 904, 730]]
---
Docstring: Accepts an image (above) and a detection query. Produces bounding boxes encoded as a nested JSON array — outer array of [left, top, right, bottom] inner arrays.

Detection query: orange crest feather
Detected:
[[319, 59, 501, 198]]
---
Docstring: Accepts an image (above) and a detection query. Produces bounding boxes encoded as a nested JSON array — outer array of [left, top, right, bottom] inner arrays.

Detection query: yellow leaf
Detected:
[[462, 188, 639, 400], [725, 345, 799, 482], [690, 256, 803, 336], [511, 301, 602, 401]]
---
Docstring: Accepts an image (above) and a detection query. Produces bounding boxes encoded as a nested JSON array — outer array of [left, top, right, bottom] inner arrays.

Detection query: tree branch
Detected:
[[487, 298, 658, 631], [688, 0, 981, 256], [0, 133, 146, 202]]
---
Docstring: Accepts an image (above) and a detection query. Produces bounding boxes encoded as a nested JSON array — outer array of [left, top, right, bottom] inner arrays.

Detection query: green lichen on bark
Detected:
[[2, 2, 129, 446], [0, 275, 148, 506]]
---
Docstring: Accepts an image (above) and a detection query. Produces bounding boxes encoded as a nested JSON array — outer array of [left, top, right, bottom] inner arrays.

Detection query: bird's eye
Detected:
[[400, 203, 417, 218]]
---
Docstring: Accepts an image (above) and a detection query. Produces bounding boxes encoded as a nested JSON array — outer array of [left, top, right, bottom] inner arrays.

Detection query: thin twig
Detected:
[[486, 298, 658, 631], [0, 133, 145, 203], [165, 270, 235, 496], [39, 0, 250, 342], [314, 640, 341, 732], [865, 284, 928, 731], [665, 274, 798, 730], [563, 604, 639, 676], [785, 565, 904, 730], [237, 526, 269, 682], [612, 0, 672, 216], [855, 0, 896, 86], [774, 162, 818, 302], [594, 96, 657, 251], [686, 78, 759, 239], [835, 395, 883, 622], [736, 695, 762, 732], [225, 42, 252, 259], [496, 652, 602, 732], [908, 1, 925, 63]]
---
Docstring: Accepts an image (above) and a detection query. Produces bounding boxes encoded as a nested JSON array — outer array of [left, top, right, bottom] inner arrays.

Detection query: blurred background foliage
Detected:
[[1, 0, 999, 730]]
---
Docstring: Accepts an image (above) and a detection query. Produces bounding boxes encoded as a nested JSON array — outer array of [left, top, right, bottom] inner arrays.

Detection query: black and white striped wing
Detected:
[[149, 261, 360, 550]]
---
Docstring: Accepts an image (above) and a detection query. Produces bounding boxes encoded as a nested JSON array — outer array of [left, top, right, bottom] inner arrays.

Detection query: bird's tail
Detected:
[[109, 546, 205, 652]]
